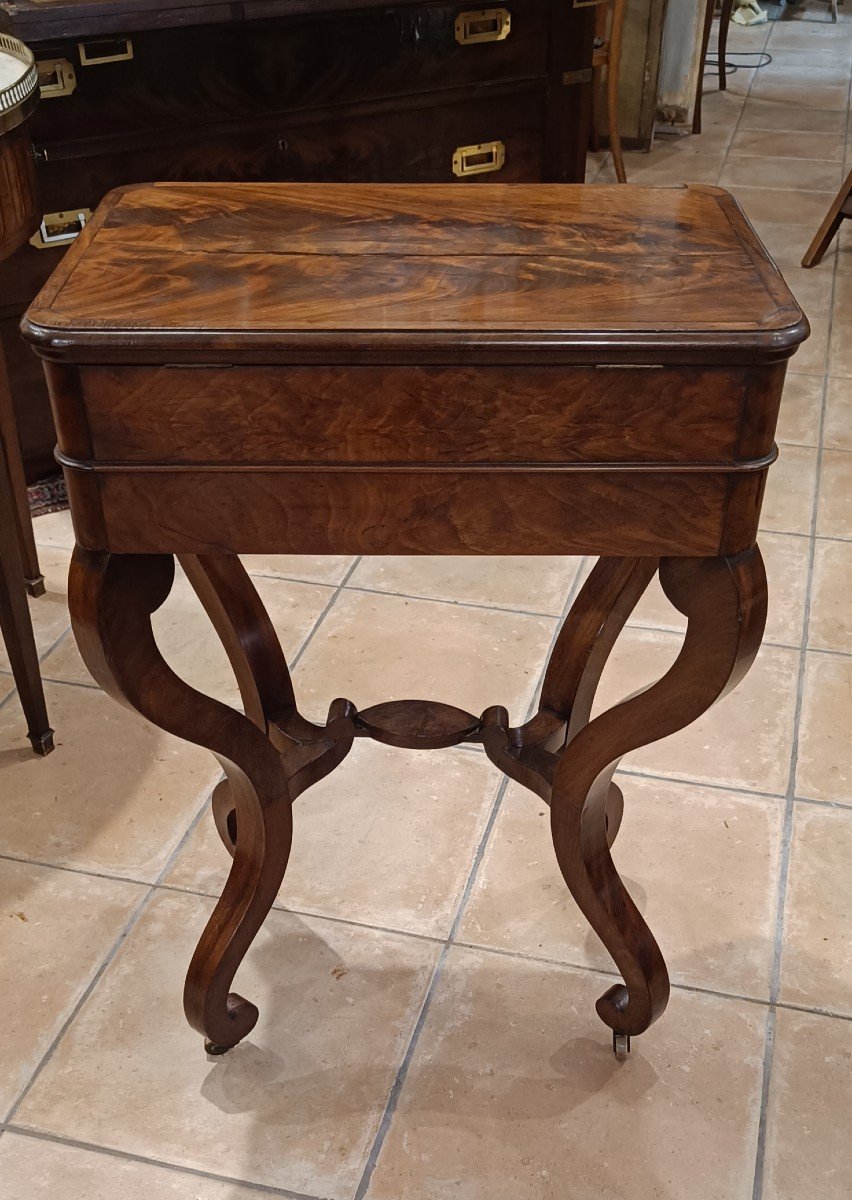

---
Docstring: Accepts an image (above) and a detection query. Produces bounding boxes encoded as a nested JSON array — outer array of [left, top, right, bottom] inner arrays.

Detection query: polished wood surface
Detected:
[[27, 182, 805, 355], [27, 180, 806, 1057]]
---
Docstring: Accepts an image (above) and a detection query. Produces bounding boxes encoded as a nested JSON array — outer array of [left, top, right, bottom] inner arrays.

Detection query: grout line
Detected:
[[154, 878, 448, 949], [2, 784, 218, 1125], [0, 1126, 324, 1200], [750, 42, 851, 1200], [0, 851, 152, 889], [341, 583, 562, 622], [447, 938, 852, 1024], [350, 558, 589, 1198], [249, 571, 568, 623], [351, 943, 450, 1200], [287, 556, 362, 672]]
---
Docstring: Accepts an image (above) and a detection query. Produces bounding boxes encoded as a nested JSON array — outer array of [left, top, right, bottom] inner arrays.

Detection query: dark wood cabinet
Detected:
[[1, 0, 596, 479]]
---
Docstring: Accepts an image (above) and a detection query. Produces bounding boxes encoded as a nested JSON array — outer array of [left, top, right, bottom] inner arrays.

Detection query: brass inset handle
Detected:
[[452, 140, 506, 178], [36, 58, 77, 98], [78, 37, 133, 66], [454, 9, 511, 45], [30, 209, 92, 249]]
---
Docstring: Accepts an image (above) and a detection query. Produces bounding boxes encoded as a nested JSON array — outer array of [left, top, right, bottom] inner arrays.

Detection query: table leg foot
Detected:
[[27, 727, 55, 755], [67, 548, 352, 1052], [550, 550, 767, 1046]]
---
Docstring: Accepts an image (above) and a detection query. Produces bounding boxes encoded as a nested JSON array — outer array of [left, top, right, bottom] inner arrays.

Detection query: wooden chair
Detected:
[[694, 0, 735, 136], [591, 0, 627, 184], [802, 168, 852, 268]]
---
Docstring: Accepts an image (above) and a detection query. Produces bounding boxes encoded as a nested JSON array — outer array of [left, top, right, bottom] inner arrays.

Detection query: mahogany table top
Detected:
[[23, 182, 807, 365]]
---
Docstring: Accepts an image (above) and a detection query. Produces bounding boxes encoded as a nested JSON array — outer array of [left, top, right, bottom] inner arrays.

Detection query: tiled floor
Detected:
[[1, 6, 851, 1198]]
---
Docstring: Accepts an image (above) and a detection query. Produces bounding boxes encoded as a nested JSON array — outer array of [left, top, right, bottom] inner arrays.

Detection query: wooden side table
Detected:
[[23, 182, 807, 1059]]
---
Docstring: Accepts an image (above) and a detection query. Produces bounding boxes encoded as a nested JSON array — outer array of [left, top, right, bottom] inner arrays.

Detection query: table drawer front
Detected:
[[31, 3, 549, 144], [80, 364, 749, 466], [71, 467, 738, 558]]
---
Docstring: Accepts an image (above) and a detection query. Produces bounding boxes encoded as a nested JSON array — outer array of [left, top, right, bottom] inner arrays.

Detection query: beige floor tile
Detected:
[[729, 129, 846, 160], [776, 374, 823, 447], [240, 553, 356, 586], [0, 1133, 276, 1200], [828, 321, 852, 378], [749, 223, 829, 270], [366, 947, 765, 1200], [833, 264, 852, 316], [0, 683, 220, 879], [747, 79, 849, 112], [629, 532, 809, 647], [0, 858, 145, 1116], [822, 377, 852, 452], [787, 311, 829, 376], [593, 632, 799, 794], [15, 889, 439, 1197], [739, 97, 847, 134], [779, 264, 835, 317], [796, 653, 852, 804], [0, 673, 15, 705], [779, 803, 852, 1015], [808, 539, 852, 652], [347, 556, 583, 616], [292, 590, 557, 727], [728, 186, 839, 228], [31, 509, 74, 550], [459, 776, 783, 999], [816, 450, 852, 539], [596, 149, 725, 187], [763, 1009, 852, 1200], [720, 157, 843, 193], [760, 445, 818, 535], [166, 740, 499, 938], [39, 567, 331, 705], [0, 548, 71, 674]]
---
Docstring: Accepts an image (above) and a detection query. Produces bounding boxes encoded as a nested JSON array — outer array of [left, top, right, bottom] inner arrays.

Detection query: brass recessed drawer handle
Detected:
[[78, 37, 134, 66], [30, 208, 92, 249], [452, 140, 506, 177], [454, 9, 511, 45], [36, 57, 77, 98]]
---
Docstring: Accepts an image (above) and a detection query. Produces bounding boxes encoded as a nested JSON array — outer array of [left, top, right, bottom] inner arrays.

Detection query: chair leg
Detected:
[[802, 168, 852, 268], [0, 436, 53, 754], [719, 0, 734, 93], [590, 65, 602, 153], [694, 0, 717, 135], [607, 0, 627, 184], [0, 341, 43, 596]]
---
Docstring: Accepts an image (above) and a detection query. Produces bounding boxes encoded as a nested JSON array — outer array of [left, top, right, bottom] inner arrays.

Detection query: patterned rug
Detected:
[[28, 473, 68, 518]]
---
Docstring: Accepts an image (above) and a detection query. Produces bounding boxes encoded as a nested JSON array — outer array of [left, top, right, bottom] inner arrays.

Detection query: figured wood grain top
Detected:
[[23, 182, 808, 364]]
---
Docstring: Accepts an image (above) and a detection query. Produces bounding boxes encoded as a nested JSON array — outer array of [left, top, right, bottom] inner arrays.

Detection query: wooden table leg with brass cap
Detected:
[[26, 182, 806, 1060]]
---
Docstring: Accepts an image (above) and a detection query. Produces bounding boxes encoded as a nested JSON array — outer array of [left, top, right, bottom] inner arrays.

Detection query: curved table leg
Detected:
[[550, 549, 766, 1050], [69, 548, 354, 1052]]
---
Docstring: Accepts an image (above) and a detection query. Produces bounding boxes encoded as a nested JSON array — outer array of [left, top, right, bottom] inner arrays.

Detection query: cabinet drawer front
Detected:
[[80, 364, 749, 466], [35, 90, 543, 212], [30, 2, 549, 144]]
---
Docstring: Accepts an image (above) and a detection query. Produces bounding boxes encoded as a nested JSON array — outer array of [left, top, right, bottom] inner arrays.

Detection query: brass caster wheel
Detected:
[[613, 1032, 631, 1060]]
